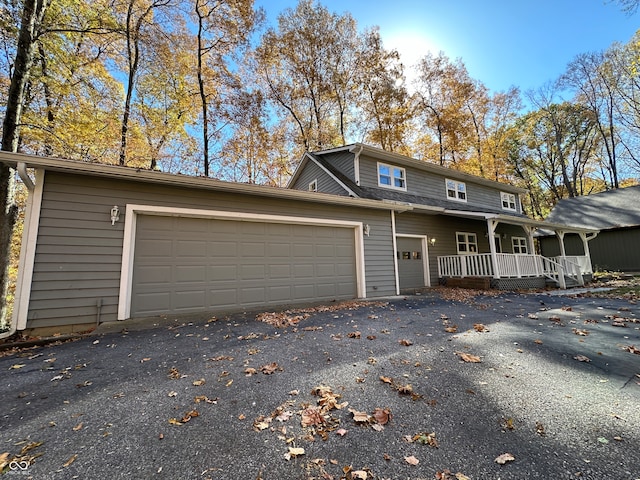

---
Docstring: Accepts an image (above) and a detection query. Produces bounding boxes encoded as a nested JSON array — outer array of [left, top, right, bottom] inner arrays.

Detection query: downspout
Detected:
[[0, 163, 34, 339], [350, 144, 363, 186]]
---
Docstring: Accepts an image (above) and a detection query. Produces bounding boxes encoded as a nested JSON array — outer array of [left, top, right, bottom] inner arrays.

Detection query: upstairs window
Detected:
[[377, 163, 406, 190], [308, 179, 318, 192], [501, 192, 517, 211], [446, 179, 467, 202]]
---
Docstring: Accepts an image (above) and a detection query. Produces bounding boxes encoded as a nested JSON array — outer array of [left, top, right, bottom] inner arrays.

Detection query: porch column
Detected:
[[555, 230, 567, 257], [487, 219, 499, 279], [522, 225, 540, 276], [578, 232, 597, 274]]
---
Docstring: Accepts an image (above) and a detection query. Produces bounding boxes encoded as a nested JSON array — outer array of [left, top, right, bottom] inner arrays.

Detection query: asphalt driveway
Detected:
[[1, 288, 639, 480]]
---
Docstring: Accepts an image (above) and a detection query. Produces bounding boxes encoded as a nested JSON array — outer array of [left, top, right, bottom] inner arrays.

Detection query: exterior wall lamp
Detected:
[[429, 237, 436, 246], [110, 205, 120, 225], [363, 224, 371, 236]]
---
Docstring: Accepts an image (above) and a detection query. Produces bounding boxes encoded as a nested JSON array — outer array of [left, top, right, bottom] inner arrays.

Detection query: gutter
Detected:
[[0, 163, 33, 340]]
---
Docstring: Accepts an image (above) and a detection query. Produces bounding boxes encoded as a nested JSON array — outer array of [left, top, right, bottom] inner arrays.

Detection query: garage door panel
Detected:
[[268, 243, 290, 257], [209, 288, 237, 307], [135, 292, 171, 312], [268, 285, 292, 301], [174, 290, 206, 310], [316, 264, 336, 277], [175, 265, 205, 283], [241, 264, 265, 279], [131, 215, 357, 317], [176, 240, 206, 257], [269, 264, 291, 278], [241, 242, 266, 257], [135, 265, 172, 284], [209, 265, 237, 280], [209, 242, 237, 256]]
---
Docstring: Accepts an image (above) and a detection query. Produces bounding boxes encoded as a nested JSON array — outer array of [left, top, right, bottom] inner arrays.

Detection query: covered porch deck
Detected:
[[438, 253, 591, 289], [435, 211, 599, 289]]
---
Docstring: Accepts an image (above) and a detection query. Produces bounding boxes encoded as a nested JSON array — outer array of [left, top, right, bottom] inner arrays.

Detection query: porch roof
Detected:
[[441, 209, 600, 234]]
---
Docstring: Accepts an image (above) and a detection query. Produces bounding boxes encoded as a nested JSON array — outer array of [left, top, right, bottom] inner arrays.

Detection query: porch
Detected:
[[437, 253, 592, 289]]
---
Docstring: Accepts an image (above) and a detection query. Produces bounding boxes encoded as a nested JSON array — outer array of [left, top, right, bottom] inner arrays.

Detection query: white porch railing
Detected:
[[437, 254, 589, 288], [555, 255, 592, 275]]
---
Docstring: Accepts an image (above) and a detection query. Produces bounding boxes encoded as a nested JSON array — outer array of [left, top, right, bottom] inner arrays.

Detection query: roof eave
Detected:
[[0, 151, 408, 212]]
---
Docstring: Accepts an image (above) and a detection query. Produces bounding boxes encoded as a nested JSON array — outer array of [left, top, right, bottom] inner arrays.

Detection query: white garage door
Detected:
[[130, 215, 357, 316]]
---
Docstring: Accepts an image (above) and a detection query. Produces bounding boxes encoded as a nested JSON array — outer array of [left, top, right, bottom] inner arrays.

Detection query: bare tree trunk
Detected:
[[1, 0, 49, 323], [195, 1, 209, 177]]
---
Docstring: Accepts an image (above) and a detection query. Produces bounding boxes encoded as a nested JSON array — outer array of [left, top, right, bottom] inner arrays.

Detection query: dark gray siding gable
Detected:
[[358, 154, 520, 213], [322, 151, 355, 179], [290, 160, 349, 196]]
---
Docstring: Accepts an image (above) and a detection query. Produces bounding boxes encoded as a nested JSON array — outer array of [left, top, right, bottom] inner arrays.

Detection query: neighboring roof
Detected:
[[545, 186, 640, 230], [0, 151, 410, 213], [310, 143, 528, 195]]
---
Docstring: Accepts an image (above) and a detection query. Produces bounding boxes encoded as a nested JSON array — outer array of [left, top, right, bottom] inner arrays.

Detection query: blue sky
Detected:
[[254, 0, 639, 93]]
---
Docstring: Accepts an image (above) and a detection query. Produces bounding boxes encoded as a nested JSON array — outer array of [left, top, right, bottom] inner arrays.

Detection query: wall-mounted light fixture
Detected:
[[429, 237, 436, 246], [363, 224, 371, 236], [110, 205, 120, 225]]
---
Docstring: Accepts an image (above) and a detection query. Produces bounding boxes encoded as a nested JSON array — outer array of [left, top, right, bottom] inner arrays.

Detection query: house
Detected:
[[1, 144, 597, 336], [539, 185, 640, 273]]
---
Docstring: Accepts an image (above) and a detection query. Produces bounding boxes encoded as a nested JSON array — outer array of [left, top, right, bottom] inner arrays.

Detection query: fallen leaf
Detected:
[[473, 323, 489, 332], [63, 454, 78, 467], [347, 331, 361, 339], [456, 352, 482, 363], [73, 423, 83, 431], [194, 395, 217, 404], [534, 339, 543, 344], [572, 328, 589, 336], [275, 411, 293, 422], [10, 364, 26, 370], [349, 408, 370, 423], [623, 345, 639, 355], [244, 367, 258, 376], [192, 378, 206, 386], [167, 391, 177, 397], [404, 455, 419, 465], [495, 452, 515, 464], [284, 447, 305, 460], [352, 470, 367, 479], [574, 355, 591, 362], [336, 428, 348, 436], [535, 421, 545, 436], [399, 339, 413, 346], [413, 431, 438, 447], [260, 362, 281, 374], [301, 407, 325, 427], [373, 407, 392, 425], [379, 376, 393, 384], [444, 325, 458, 333]]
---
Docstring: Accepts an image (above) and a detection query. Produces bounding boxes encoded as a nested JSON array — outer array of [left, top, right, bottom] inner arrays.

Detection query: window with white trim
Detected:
[[308, 179, 318, 192], [501, 192, 517, 211], [446, 179, 467, 202], [512, 237, 528, 254], [377, 163, 406, 190], [456, 232, 477, 254]]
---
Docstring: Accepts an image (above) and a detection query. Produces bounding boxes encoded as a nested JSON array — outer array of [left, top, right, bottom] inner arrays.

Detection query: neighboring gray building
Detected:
[[539, 186, 640, 273], [1, 145, 597, 336]]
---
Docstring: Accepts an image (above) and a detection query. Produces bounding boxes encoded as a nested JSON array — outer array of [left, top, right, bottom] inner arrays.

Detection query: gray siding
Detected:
[[395, 213, 491, 282], [290, 160, 349, 196], [323, 151, 354, 179], [540, 228, 640, 272], [27, 172, 396, 329], [359, 154, 520, 213]]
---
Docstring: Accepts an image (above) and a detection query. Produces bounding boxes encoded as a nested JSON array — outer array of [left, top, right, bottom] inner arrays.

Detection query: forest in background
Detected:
[[2, 0, 640, 216]]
